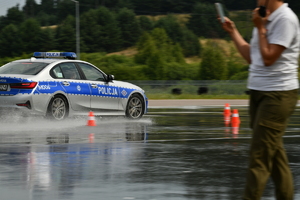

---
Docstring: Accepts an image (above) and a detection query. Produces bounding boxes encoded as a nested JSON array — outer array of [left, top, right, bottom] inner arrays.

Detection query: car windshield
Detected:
[[0, 62, 48, 75]]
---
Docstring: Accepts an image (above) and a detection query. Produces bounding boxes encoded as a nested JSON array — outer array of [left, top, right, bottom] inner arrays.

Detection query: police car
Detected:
[[0, 52, 148, 120]]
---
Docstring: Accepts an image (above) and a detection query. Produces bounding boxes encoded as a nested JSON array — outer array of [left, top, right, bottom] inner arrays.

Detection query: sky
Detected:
[[0, 0, 41, 17]]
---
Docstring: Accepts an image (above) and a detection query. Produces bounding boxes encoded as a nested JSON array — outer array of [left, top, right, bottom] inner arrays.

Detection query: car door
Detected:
[[76, 62, 120, 111], [51, 62, 91, 111]]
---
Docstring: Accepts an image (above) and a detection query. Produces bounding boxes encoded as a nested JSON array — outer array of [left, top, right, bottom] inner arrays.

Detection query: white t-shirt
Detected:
[[248, 3, 300, 91]]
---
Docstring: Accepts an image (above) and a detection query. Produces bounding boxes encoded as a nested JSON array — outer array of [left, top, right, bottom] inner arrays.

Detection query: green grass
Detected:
[[147, 94, 249, 99]]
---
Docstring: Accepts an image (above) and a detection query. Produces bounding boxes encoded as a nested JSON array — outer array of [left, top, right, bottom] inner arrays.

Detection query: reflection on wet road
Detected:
[[0, 106, 299, 200]]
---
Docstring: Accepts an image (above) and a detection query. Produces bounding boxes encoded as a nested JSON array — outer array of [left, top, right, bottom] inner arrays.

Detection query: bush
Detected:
[[86, 54, 148, 80], [199, 41, 228, 80]]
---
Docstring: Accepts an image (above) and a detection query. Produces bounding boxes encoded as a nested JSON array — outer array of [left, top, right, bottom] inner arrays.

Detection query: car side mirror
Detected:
[[107, 74, 114, 82]]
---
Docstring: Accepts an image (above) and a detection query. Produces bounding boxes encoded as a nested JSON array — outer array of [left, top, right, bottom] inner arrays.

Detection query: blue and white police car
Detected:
[[0, 52, 148, 120]]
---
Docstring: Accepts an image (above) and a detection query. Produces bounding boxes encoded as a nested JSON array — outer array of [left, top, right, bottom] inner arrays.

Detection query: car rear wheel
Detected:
[[126, 94, 144, 119], [46, 95, 69, 120]]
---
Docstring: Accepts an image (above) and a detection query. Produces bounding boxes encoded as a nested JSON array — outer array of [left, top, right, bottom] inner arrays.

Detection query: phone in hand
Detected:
[[258, 6, 266, 17], [215, 3, 225, 23]]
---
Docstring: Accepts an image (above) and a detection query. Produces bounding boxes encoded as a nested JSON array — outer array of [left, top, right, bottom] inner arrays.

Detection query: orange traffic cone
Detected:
[[231, 109, 240, 134], [224, 103, 231, 126], [87, 111, 96, 126]]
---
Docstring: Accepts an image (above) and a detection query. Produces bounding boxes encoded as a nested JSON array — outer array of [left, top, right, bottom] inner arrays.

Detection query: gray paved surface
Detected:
[[148, 99, 249, 108], [148, 99, 300, 108]]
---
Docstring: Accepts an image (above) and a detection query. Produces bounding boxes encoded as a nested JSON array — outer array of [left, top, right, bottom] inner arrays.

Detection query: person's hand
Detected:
[[252, 8, 270, 30], [219, 17, 236, 34]]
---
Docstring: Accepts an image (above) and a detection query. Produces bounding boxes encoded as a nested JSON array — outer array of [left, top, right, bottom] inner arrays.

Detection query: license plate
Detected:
[[0, 84, 8, 91]]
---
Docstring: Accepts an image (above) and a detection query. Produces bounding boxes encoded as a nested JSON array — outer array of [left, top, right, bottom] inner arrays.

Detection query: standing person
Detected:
[[220, 0, 300, 199]]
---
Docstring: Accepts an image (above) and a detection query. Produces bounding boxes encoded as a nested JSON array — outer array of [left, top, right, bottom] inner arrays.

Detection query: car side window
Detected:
[[52, 67, 63, 78], [77, 63, 105, 81], [59, 63, 81, 79]]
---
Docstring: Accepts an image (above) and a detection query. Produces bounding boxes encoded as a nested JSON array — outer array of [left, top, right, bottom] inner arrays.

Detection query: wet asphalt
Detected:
[[0, 101, 299, 200]]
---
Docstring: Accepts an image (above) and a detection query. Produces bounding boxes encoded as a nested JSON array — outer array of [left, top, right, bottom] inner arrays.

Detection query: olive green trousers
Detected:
[[243, 89, 298, 200]]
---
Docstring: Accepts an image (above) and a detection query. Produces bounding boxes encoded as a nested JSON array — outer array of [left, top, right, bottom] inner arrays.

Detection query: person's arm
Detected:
[[253, 8, 286, 66], [221, 17, 251, 64]]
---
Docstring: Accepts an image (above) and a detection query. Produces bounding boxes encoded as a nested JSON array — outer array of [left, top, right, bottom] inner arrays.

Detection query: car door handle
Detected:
[[62, 81, 70, 86], [91, 84, 98, 88]]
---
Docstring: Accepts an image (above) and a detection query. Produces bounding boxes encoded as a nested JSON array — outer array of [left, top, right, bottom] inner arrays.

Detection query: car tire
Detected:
[[125, 94, 144, 119], [46, 95, 69, 120]]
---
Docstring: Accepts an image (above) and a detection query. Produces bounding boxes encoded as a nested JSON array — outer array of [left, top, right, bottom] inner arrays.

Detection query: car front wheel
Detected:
[[126, 94, 144, 119], [46, 95, 69, 120]]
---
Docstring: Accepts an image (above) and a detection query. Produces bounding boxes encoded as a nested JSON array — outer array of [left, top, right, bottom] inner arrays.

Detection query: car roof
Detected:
[[12, 58, 83, 64], [8, 58, 106, 75]]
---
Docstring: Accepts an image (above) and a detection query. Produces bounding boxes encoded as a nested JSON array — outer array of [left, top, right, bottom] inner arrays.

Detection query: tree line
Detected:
[[3, 0, 300, 24], [0, 4, 204, 57], [0, 0, 299, 80]]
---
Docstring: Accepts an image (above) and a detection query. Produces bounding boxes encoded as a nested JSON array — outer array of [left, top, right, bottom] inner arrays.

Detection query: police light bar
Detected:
[[33, 52, 77, 59]]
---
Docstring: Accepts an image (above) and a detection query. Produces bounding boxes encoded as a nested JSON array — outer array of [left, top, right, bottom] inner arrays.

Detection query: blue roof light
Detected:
[[33, 52, 77, 59]]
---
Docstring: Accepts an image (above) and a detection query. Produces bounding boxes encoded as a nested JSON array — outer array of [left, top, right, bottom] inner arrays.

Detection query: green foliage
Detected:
[[80, 52, 107, 68], [80, 9, 102, 52], [135, 28, 187, 79], [20, 18, 43, 53], [135, 32, 165, 79], [132, 80, 249, 97], [1, 0, 290, 81], [224, 0, 256, 10], [183, 63, 201, 80], [135, 32, 154, 64], [95, 7, 122, 52], [0, 18, 56, 57], [2, 0, 300, 32], [55, 15, 76, 52], [0, 53, 32, 67], [199, 41, 228, 80], [208, 81, 248, 95], [154, 15, 201, 57], [80, 53, 147, 80], [131, 0, 163, 14], [95, 54, 133, 72], [39, 28, 56, 52], [0, 49, 242, 81], [180, 28, 201, 57], [229, 71, 249, 80], [230, 11, 253, 42], [150, 28, 175, 63], [134, 27, 199, 80], [138, 16, 154, 32], [97, 55, 147, 80], [23, 0, 39, 18], [101, 0, 134, 10], [56, 0, 77, 22], [155, 15, 183, 43], [0, 24, 23, 57], [80, 7, 123, 53], [40, 0, 56, 15], [36, 11, 57, 26], [164, 62, 192, 80], [145, 48, 165, 80], [187, 3, 227, 38], [225, 46, 248, 80], [80, 52, 106, 59], [0, 5, 24, 30], [172, 43, 185, 64], [116, 8, 141, 48], [6, 5, 24, 26], [227, 61, 244, 79]]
